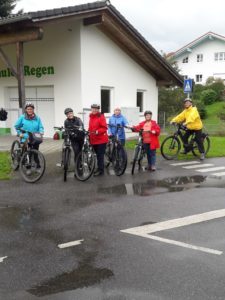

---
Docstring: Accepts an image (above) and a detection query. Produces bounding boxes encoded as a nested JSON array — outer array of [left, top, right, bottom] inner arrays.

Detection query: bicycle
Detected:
[[160, 123, 210, 160], [105, 124, 127, 176], [74, 128, 96, 181], [131, 129, 150, 175], [10, 129, 45, 183], [54, 126, 76, 182]]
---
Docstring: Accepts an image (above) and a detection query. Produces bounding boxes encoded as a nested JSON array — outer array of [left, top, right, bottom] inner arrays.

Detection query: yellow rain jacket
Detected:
[[171, 106, 203, 130]]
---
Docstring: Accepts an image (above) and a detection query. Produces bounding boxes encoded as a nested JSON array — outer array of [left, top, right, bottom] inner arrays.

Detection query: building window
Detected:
[[136, 91, 144, 113], [215, 52, 225, 61], [182, 56, 189, 63], [101, 89, 111, 113], [183, 75, 188, 80], [196, 74, 203, 82], [197, 54, 203, 62]]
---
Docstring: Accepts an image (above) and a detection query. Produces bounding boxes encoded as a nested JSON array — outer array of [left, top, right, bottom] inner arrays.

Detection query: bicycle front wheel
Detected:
[[75, 149, 95, 181], [10, 140, 21, 171], [160, 136, 181, 160], [192, 136, 210, 157], [19, 149, 46, 183], [112, 144, 127, 176], [131, 145, 141, 175], [63, 147, 71, 182]]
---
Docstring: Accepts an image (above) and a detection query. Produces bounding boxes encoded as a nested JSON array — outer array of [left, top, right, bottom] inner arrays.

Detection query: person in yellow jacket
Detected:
[[171, 97, 205, 160]]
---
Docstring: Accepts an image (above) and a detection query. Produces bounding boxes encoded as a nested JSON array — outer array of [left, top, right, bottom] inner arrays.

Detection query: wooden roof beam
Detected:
[[0, 27, 43, 46]]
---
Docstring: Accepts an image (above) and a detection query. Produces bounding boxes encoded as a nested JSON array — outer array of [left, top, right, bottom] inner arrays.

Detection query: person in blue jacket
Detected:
[[108, 107, 128, 146], [14, 102, 44, 150]]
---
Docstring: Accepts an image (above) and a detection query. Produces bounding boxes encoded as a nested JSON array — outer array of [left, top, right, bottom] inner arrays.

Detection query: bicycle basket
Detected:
[[31, 132, 43, 144]]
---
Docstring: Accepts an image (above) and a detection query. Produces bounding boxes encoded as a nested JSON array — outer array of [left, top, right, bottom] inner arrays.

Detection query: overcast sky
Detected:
[[14, 0, 225, 54]]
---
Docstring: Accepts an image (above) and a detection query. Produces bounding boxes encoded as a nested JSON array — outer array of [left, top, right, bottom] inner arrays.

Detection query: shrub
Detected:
[[195, 100, 207, 119], [200, 89, 217, 105]]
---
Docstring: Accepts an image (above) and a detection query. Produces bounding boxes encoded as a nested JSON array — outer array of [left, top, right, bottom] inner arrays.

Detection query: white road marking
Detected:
[[183, 164, 214, 169], [58, 239, 84, 249], [212, 172, 225, 177], [121, 209, 225, 255], [0, 256, 7, 263], [196, 167, 225, 173], [170, 161, 200, 166]]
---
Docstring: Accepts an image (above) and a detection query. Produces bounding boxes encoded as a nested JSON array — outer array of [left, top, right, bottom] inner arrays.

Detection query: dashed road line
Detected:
[[183, 164, 214, 169], [212, 172, 225, 177], [58, 239, 84, 249], [170, 161, 200, 166], [0, 256, 7, 263], [196, 167, 225, 173]]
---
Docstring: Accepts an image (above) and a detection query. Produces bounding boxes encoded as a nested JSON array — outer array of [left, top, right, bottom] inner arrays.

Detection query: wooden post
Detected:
[[16, 42, 25, 112]]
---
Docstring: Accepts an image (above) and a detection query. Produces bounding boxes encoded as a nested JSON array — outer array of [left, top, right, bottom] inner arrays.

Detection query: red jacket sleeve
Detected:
[[97, 114, 108, 135]]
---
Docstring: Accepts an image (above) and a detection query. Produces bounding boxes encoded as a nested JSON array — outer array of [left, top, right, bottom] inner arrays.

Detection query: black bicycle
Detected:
[[105, 124, 127, 176], [131, 129, 149, 175], [10, 129, 45, 183], [54, 126, 77, 182], [74, 129, 96, 181], [160, 123, 210, 160]]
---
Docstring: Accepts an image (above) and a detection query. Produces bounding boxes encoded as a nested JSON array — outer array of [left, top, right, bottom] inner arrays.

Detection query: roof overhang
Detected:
[[0, 1, 183, 87]]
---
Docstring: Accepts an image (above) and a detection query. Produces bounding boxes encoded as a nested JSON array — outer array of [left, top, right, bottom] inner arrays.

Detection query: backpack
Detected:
[[0, 108, 8, 121]]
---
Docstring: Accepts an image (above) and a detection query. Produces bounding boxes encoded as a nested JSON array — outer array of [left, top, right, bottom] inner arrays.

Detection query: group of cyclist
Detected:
[[14, 96, 206, 179]]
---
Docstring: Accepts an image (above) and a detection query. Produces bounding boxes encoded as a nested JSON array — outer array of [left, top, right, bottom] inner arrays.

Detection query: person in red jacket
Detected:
[[89, 104, 109, 176], [132, 110, 160, 171]]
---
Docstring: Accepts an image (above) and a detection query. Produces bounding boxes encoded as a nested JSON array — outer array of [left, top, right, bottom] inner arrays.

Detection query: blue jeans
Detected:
[[144, 144, 156, 167], [93, 143, 107, 173]]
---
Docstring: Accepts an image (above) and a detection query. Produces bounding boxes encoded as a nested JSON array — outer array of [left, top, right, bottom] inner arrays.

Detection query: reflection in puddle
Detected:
[[0, 207, 36, 229], [98, 175, 225, 197], [28, 258, 113, 297]]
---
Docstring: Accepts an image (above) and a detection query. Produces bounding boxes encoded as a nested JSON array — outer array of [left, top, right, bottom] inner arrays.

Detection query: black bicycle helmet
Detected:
[[91, 104, 100, 109], [25, 102, 35, 109], [144, 110, 152, 116], [183, 97, 192, 103], [64, 107, 73, 115]]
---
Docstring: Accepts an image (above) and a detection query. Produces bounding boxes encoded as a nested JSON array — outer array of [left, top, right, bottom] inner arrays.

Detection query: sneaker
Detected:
[[151, 166, 156, 171], [145, 166, 152, 171], [200, 153, 205, 160], [93, 170, 104, 177], [26, 169, 32, 176]]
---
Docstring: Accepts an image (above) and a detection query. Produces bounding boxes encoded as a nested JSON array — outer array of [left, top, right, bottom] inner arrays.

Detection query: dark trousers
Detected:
[[183, 129, 204, 154], [71, 140, 83, 162], [93, 143, 106, 173]]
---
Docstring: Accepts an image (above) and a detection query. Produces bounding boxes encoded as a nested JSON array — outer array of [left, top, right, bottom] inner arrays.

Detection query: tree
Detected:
[[0, 0, 18, 17]]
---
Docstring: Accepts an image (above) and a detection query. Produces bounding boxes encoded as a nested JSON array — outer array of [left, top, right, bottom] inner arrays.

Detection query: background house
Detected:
[[169, 32, 225, 85], [0, 1, 182, 136]]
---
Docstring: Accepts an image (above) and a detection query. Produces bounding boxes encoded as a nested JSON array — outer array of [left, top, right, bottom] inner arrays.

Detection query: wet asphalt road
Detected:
[[0, 152, 225, 300]]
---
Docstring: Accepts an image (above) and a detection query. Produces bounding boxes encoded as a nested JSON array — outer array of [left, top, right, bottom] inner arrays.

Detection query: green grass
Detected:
[[203, 101, 225, 135], [125, 135, 225, 158], [0, 152, 11, 180]]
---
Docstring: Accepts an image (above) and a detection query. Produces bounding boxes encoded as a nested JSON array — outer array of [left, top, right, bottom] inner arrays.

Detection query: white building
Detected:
[[0, 1, 182, 136], [169, 31, 225, 85]]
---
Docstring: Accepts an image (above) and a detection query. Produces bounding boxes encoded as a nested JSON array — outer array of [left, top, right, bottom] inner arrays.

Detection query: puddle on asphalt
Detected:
[[28, 254, 113, 297], [0, 207, 38, 229], [98, 175, 225, 197]]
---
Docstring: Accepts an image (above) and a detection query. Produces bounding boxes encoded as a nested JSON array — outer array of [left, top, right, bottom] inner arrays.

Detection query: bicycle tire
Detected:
[[104, 143, 111, 168], [112, 144, 127, 176], [19, 149, 46, 183], [63, 147, 71, 182], [75, 149, 95, 181], [192, 136, 210, 157], [160, 136, 181, 160], [10, 140, 20, 171], [131, 145, 141, 175]]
